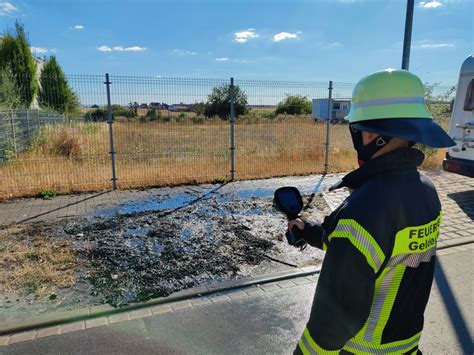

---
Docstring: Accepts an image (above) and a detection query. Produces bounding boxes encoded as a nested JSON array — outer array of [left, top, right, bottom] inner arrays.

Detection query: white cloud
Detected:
[[415, 43, 454, 48], [234, 29, 259, 43], [273, 32, 299, 42], [73, 25, 84, 30], [215, 57, 229, 62], [30, 47, 48, 54], [235, 59, 248, 63], [97, 45, 146, 52], [97, 45, 112, 52], [123, 46, 146, 52], [326, 42, 344, 48], [50, 48, 57, 53], [419, 1, 443, 8], [172, 49, 197, 56], [0, 2, 18, 13]]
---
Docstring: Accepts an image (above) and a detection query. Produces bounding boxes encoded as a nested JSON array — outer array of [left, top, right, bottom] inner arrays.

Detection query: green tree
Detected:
[[0, 67, 21, 109], [417, 83, 456, 158], [0, 21, 37, 107], [424, 82, 456, 122], [38, 56, 79, 113], [204, 84, 248, 119], [275, 95, 312, 115], [128, 101, 139, 117]]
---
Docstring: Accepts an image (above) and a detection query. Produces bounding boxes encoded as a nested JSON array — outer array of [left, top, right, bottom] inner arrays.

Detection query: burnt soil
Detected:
[[2, 190, 328, 317]]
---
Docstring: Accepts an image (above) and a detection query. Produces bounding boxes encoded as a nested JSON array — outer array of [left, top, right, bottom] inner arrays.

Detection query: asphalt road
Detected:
[[2, 248, 472, 355]]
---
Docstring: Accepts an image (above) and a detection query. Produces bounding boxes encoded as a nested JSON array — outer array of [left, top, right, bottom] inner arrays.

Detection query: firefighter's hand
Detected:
[[288, 218, 305, 231]]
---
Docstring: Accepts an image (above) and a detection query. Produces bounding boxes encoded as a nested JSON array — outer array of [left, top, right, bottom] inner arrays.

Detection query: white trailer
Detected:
[[443, 54, 474, 177]]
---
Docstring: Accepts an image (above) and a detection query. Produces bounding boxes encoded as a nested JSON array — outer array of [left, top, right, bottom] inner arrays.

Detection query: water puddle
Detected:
[[94, 187, 278, 218], [152, 242, 164, 253], [127, 239, 144, 249], [124, 228, 148, 237]]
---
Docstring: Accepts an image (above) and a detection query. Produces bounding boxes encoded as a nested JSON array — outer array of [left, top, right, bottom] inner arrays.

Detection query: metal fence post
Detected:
[[324, 80, 333, 175], [105, 73, 117, 190], [26, 109, 30, 137], [230, 77, 236, 180], [10, 110, 17, 154]]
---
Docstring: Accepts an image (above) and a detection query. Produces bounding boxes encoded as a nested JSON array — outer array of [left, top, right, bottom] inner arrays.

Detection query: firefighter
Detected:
[[290, 69, 455, 354]]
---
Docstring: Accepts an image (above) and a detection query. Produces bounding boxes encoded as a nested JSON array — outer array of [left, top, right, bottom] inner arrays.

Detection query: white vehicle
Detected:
[[443, 54, 474, 177]]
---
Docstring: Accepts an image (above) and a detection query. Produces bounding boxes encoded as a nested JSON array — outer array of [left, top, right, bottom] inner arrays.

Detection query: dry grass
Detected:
[[0, 226, 76, 295], [0, 117, 444, 200]]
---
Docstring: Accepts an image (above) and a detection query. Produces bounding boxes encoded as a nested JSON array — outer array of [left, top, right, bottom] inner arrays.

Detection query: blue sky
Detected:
[[0, 0, 472, 85]]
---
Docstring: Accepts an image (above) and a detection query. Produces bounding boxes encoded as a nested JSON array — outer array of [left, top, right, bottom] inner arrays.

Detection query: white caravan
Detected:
[[443, 54, 474, 177]]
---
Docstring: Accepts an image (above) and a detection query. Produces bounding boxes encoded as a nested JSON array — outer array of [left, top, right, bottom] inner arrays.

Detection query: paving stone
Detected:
[[277, 280, 297, 289], [60, 321, 85, 334], [454, 230, 473, 237], [36, 326, 60, 339], [210, 294, 230, 303], [437, 249, 458, 256], [260, 283, 281, 292], [171, 300, 192, 311], [150, 304, 173, 315], [128, 308, 152, 320], [454, 245, 469, 251], [9, 331, 36, 344], [190, 298, 212, 307], [108, 312, 129, 324], [245, 287, 264, 296], [228, 291, 248, 300], [0, 335, 10, 346], [292, 277, 314, 286], [85, 317, 109, 329]]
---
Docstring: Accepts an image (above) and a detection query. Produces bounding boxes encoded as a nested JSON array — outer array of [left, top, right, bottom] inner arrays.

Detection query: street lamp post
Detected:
[[402, 0, 415, 70]]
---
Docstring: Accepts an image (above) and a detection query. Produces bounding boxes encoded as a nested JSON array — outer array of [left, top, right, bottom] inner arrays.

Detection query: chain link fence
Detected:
[[0, 73, 455, 200]]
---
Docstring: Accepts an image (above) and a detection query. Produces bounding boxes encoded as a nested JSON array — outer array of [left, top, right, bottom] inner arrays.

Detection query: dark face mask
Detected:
[[349, 124, 392, 166]]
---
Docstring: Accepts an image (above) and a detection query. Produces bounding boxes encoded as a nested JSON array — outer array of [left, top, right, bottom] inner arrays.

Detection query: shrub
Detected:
[[146, 109, 161, 121], [36, 188, 58, 199], [51, 127, 81, 157], [84, 108, 108, 122], [191, 115, 205, 124], [275, 95, 312, 115]]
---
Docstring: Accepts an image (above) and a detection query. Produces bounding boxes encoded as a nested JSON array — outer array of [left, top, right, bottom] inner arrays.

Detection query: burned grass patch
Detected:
[[0, 225, 76, 295], [1, 190, 327, 315]]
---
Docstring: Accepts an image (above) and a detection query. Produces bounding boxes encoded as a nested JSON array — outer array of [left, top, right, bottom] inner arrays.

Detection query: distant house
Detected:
[[149, 102, 171, 110], [312, 98, 351, 122], [149, 102, 162, 109], [169, 104, 193, 112], [138, 103, 148, 109], [91, 104, 100, 109]]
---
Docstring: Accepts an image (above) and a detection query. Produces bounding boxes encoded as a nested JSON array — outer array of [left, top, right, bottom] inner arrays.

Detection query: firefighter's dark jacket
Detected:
[[295, 148, 442, 354]]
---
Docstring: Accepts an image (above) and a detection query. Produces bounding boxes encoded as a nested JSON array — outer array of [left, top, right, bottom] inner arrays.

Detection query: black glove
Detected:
[[286, 224, 306, 248]]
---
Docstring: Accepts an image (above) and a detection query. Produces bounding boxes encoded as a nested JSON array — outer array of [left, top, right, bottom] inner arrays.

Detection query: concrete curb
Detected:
[[437, 237, 474, 250], [0, 265, 321, 336]]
